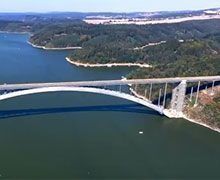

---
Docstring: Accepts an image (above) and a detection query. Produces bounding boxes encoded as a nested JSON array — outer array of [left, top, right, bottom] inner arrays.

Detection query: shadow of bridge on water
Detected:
[[0, 104, 160, 120]]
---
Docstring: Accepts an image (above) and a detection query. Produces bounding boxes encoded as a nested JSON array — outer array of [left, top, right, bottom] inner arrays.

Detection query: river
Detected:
[[0, 33, 219, 179]]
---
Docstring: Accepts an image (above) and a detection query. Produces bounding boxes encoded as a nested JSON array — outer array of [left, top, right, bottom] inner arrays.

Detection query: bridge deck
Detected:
[[0, 76, 220, 91]]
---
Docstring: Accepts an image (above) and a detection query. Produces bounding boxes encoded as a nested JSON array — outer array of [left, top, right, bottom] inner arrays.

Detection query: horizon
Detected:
[[0, 7, 220, 14], [0, 0, 220, 13]]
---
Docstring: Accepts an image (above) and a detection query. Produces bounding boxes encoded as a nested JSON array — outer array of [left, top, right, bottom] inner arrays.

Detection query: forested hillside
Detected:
[[28, 19, 220, 50], [0, 20, 32, 32], [1, 19, 220, 78], [127, 38, 220, 79], [1, 19, 219, 78]]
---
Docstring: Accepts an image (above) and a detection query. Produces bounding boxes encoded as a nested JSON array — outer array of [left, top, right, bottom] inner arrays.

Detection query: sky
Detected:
[[0, 0, 220, 13]]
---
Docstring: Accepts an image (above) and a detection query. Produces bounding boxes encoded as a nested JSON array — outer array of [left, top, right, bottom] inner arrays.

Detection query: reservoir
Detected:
[[0, 33, 219, 179]]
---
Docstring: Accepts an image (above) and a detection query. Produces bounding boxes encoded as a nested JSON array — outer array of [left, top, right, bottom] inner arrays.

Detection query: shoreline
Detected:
[[27, 41, 82, 50], [66, 57, 152, 68], [163, 109, 220, 133], [183, 114, 220, 133], [0, 31, 31, 35], [130, 85, 220, 133]]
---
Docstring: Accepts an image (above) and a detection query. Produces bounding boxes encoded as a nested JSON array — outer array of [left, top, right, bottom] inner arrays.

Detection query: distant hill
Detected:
[[0, 7, 219, 22]]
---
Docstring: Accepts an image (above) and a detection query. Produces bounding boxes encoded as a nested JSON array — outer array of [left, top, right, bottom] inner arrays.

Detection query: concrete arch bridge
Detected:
[[0, 76, 219, 117]]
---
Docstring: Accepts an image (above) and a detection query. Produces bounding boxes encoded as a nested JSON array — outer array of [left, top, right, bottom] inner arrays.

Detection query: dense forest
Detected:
[[0, 20, 32, 32], [1, 19, 219, 79], [67, 20, 220, 64], [28, 19, 220, 50], [127, 38, 220, 78]]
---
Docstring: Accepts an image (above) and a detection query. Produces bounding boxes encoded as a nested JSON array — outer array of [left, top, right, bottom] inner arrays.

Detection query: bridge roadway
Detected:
[[0, 76, 220, 91]]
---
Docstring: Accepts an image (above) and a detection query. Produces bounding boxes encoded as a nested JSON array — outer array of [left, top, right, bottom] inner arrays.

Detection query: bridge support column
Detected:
[[189, 87, 193, 102], [158, 88, 162, 106], [194, 81, 201, 106], [149, 83, 152, 101], [167, 80, 187, 117], [119, 85, 122, 92], [163, 83, 168, 108], [211, 81, 215, 95], [144, 89, 148, 98]]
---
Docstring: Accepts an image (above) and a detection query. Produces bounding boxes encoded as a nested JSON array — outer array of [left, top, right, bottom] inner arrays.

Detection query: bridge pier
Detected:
[[211, 80, 215, 95], [164, 80, 187, 118], [149, 83, 152, 101], [190, 87, 194, 102], [194, 81, 201, 106], [158, 88, 162, 106], [171, 80, 187, 114], [163, 83, 168, 108]]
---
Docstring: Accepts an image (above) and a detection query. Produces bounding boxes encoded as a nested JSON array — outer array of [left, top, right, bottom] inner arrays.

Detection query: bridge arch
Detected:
[[0, 87, 163, 114]]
